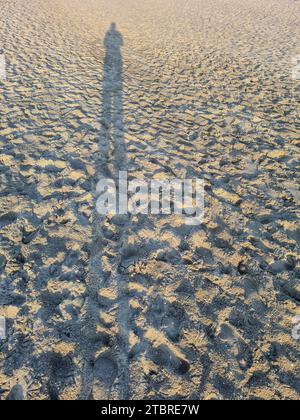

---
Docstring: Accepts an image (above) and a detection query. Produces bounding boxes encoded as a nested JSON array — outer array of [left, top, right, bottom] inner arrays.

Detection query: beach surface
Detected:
[[0, 0, 299, 400]]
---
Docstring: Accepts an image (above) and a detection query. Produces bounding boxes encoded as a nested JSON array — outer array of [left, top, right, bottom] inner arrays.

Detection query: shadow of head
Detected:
[[104, 22, 123, 50]]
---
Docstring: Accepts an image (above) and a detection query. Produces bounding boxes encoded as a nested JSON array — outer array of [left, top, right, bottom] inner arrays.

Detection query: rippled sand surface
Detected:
[[0, 0, 299, 400]]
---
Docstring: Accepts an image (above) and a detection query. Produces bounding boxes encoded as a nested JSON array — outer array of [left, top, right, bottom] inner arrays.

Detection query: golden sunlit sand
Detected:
[[0, 0, 299, 400]]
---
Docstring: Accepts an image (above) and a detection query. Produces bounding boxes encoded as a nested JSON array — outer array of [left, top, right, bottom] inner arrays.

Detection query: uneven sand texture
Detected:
[[0, 0, 300, 400]]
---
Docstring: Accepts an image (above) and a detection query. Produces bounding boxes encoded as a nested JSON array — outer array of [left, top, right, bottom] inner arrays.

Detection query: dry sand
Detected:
[[0, 0, 299, 400]]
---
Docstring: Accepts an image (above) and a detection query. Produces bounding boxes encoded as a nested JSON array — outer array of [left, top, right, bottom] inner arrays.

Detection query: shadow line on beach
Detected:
[[80, 23, 130, 400]]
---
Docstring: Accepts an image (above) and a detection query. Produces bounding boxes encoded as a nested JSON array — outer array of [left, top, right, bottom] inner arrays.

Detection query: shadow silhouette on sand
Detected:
[[99, 22, 127, 176], [80, 23, 130, 400]]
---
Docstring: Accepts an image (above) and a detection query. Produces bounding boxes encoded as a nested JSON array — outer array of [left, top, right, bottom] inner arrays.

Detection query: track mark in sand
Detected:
[[80, 23, 131, 400]]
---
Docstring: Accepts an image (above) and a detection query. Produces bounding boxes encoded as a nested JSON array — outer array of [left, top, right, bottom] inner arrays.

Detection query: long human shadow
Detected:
[[80, 23, 129, 400], [99, 22, 127, 176]]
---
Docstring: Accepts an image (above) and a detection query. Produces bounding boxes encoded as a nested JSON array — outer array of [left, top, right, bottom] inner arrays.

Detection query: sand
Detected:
[[0, 0, 299, 400]]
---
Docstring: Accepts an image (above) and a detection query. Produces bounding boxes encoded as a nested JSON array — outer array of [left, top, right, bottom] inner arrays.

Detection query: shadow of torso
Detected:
[[101, 24, 125, 176]]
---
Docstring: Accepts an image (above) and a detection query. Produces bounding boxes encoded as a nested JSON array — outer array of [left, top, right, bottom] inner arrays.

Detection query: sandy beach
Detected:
[[0, 0, 299, 400]]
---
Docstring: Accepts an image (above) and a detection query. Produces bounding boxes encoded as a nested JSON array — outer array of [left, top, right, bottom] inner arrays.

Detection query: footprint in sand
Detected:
[[93, 352, 118, 388]]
